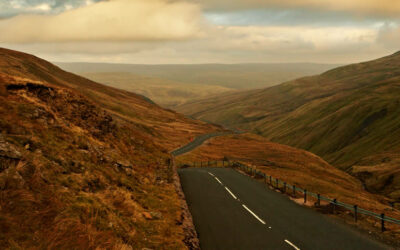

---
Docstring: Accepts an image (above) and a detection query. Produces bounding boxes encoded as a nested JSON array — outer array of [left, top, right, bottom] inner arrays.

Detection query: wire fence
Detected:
[[178, 160, 400, 232]]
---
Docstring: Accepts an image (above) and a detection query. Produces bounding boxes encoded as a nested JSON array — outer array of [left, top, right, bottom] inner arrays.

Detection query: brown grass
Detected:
[[0, 55, 217, 249]]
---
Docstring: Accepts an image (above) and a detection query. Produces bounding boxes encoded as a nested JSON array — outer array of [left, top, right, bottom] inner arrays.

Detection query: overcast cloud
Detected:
[[0, 0, 398, 64]]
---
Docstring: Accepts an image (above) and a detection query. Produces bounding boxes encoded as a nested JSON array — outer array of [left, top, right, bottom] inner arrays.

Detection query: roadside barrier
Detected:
[[178, 160, 400, 232]]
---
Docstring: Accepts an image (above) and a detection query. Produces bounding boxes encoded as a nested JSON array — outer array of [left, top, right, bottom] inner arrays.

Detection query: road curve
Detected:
[[171, 132, 234, 157], [179, 167, 390, 250]]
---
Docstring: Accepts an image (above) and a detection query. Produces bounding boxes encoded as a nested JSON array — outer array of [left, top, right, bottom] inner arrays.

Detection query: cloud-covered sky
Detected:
[[0, 0, 399, 64]]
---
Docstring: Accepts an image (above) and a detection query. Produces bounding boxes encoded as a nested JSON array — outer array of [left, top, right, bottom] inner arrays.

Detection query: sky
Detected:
[[0, 0, 399, 64]]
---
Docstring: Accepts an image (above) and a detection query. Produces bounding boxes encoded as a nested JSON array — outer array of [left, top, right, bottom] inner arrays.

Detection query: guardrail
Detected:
[[178, 160, 400, 232]]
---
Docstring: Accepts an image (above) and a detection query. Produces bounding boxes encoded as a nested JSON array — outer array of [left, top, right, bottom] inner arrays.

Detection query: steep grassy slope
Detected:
[[80, 72, 233, 108], [0, 48, 219, 151], [176, 51, 400, 200], [0, 48, 221, 249]]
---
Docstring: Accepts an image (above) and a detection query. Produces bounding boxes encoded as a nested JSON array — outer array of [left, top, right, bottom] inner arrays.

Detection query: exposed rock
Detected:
[[0, 135, 22, 159], [142, 212, 152, 220], [0, 135, 22, 173], [116, 160, 133, 169], [114, 160, 135, 176], [149, 212, 162, 220]]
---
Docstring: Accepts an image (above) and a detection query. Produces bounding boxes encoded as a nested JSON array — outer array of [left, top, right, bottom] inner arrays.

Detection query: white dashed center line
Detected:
[[285, 239, 300, 250], [224, 187, 237, 200], [206, 170, 301, 249], [242, 204, 266, 225]]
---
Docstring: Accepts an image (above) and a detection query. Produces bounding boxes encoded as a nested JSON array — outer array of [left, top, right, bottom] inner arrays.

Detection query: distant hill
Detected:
[[55, 62, 339, 107], [176, 51, 400, 200], [56, 62, 339, 90], [78, 72, 233, 108]]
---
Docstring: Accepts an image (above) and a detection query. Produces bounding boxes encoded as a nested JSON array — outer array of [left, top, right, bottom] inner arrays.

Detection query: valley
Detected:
[[176, 51, 400, 202], [56, 62, 338, 108], [1, 47, 400, 249], [1, 0, 399, 249]]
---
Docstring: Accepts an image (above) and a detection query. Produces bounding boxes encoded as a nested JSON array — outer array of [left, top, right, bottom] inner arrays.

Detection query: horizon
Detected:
[[0, 0, 399, 64]]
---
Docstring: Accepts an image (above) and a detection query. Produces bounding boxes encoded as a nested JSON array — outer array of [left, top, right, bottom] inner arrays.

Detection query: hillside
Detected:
[[176, 133, 399, 217], [0, 48, 221, 249], [0, 48, 219, 151], [176, 51, 400, 200]]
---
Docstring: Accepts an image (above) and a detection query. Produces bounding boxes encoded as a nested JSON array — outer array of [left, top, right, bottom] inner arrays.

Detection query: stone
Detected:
[[116, 160, 133, 168], [0, 135, 21, 159], [149, 212, 162, 220], [142, 212, 152, 220]]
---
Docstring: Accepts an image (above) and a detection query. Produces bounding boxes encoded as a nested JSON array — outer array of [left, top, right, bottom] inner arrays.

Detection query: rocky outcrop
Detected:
[[0, 134, 21, 172]]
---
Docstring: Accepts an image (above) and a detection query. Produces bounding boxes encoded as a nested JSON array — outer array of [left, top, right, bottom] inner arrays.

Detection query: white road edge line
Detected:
[[214, 177, 222, 184], [224, 187, 237, 200], [242, 205, 266, 225], [208, 172, 215, 177], [285, 239, 300, 250]]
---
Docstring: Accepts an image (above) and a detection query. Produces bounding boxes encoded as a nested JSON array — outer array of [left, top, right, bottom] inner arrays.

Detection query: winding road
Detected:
[[171, 131, 234, 157], [174, 133, 390, 250]]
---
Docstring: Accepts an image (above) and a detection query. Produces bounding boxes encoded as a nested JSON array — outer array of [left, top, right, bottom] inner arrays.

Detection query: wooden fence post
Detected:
[[317, 194, 321, 206], [333, 199, 337, 214], [293, 185, 296, 197], [381, 214, 386, 232], [354, 205, 358, 222], [304, 190, 307, 203]]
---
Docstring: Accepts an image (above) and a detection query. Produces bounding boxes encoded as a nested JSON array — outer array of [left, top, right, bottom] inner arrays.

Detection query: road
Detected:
[[179, 167, 390, 250], [171, 132, 234, 157]]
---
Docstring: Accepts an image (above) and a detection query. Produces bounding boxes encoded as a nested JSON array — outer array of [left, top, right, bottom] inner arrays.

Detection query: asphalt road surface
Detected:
[[171, 132, 234, 157], [179, 167, 390, 250]]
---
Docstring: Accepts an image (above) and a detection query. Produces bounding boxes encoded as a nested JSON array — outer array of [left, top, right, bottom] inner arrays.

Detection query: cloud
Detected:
[[0, 0, 204, 43], [5, 23, 382, 64], [377, 23, 400, 50], [0, 0, 104, 17], [195, 0, 400, 16]]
